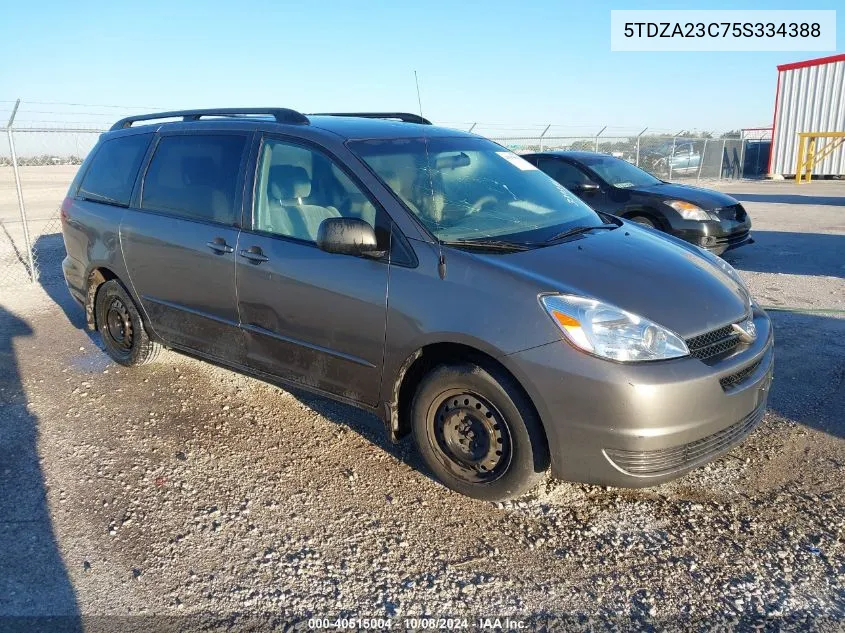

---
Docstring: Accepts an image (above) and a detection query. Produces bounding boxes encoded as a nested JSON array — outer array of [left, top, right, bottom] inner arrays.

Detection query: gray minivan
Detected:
[[60, 109, 773, 501]]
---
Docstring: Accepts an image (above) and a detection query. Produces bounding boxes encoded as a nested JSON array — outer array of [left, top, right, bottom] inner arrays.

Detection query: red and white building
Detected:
[[768, 53, 845, 178]]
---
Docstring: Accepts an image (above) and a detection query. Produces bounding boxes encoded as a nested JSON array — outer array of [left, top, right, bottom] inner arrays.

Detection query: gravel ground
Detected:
[[0, 179, 843, 632]]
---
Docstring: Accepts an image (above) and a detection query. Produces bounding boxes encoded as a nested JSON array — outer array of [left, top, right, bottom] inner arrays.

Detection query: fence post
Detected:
[[538, 124, 551, 152], [594, 126, 607, 153], [635, 127, 647, 167], [717, 139, 726, 180], [738, 138, 747, 180], [5, 99, 36, 283], [668, 133, 679, 180], [697, 138, 708, 182]]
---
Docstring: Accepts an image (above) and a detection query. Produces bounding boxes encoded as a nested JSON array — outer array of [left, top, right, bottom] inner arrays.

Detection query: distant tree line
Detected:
[[0, 155, 85, 167]]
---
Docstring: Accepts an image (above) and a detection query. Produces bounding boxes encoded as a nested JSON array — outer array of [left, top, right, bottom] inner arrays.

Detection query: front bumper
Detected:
[[704, 230, 754, 255], [506, 308, 773, 487], [672, 219, 753, 255]]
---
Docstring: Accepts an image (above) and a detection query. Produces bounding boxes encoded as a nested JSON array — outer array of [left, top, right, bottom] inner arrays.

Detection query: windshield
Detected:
[[579, 155, 662, 189], [348, 137, 600, 242]]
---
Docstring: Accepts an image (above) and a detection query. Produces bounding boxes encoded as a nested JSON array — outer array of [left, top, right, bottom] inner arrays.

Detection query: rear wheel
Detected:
[[94, 279, 161, 366], [411, 363, 548, 501]]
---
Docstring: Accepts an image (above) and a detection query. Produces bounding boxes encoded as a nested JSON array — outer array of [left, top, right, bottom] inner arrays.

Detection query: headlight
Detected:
[[666, 200, 712, 221], [540, 294, 689, 362]]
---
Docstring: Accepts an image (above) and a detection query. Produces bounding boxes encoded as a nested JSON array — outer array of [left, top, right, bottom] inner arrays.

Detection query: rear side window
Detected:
[[77, 134, 151, 206], [141, 135, 247, 225]]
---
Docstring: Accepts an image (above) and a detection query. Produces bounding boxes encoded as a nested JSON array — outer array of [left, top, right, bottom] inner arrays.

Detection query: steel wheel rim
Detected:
[[428, 390, 512, 484], [105, 298, 133, 351]]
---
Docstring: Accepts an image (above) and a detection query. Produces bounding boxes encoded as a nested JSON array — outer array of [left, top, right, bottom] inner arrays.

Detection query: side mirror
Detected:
[[573, 182, 600, 195], [317, 217, 386, 258]]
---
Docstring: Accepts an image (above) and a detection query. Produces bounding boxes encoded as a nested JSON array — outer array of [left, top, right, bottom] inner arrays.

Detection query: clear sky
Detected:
[[0, 0, 842, 136]]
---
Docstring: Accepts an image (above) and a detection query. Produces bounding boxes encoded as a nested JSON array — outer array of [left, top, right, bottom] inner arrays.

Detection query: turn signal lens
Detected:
[[550, 309, 593, 351], [551, 310, 579, 328]]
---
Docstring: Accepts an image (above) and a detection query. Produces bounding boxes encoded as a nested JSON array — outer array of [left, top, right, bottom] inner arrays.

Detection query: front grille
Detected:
[[715, 204, 747, 222], [604, 400, 766, 477], [686, 323, 741, 361], [720, 359, 762, 391]]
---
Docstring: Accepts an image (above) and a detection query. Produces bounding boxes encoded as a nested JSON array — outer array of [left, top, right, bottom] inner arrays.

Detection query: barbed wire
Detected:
[[0, 100, 766, 137]]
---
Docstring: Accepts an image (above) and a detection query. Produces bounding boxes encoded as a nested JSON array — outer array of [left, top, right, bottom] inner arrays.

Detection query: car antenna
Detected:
[[415, 70, 446, 280]]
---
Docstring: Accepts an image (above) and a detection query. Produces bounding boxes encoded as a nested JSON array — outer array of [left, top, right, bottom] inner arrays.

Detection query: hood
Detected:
[[478, 225, 748, 339], [634, 182, 739, 210]]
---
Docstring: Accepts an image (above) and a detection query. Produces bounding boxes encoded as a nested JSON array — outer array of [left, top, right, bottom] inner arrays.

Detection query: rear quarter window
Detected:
[[140, 134, 247, 225], [77, 134, 151, 206]]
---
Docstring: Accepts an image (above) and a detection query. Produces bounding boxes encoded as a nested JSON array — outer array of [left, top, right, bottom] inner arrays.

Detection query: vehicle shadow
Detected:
[[723, 230, 845, 278], [0, 305, 82, 631], [731, 192, 845, 207], [34, 234, 90, 334], [265, 384, 429, 483], [764, 309, 845, 441]]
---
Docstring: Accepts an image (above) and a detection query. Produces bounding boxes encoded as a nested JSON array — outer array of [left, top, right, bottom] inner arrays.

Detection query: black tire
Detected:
[[628, 214, 658, 229], [411, 363, 549, 501], [94, 279, 161, 367]]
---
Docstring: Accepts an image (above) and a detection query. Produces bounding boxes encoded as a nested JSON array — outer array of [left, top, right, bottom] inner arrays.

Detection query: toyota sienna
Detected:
[[60, 109, 774, 501]]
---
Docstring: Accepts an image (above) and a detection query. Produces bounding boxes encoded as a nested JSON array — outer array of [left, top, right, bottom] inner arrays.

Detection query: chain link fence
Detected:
[[1, 126, 103, 286], [491, 133, 771, 181], [0, 120, 772, 288]]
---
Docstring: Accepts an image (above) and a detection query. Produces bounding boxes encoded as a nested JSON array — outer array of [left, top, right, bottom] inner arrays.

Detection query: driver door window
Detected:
[[537, 159, 596, 192], [254, 139, 381, 243]]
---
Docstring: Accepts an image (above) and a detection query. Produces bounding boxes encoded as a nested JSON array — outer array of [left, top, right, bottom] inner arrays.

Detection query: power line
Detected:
[[10, 109, 148, 116], [16, 100, 166, 109], [10, 120, 110, 126]]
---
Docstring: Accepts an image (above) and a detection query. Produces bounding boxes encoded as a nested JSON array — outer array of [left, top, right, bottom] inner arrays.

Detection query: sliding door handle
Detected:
[[239, 246, 269, 263]]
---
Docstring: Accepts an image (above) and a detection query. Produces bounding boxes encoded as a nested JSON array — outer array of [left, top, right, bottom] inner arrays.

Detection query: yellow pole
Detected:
[[796, 134, 806, 184], [807, 136, 817, 184]]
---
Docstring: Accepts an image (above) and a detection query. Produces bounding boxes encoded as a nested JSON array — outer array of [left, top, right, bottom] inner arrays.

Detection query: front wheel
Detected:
[[411, 363, 549, 501], [628, 214, 658, 229], [94, 279, 161, 367]]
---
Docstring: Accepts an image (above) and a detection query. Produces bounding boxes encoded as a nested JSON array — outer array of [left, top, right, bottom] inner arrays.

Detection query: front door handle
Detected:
[[206, 237, 234, 254], [239, 246, 269, 264]]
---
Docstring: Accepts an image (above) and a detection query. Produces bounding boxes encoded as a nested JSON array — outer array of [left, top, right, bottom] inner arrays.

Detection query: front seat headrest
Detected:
[[268, 165, 311, 200]]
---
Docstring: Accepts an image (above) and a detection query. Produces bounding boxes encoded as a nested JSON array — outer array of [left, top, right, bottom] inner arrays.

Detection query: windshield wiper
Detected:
[[544, 224, 616, 243], [441, 238, 535, 252]]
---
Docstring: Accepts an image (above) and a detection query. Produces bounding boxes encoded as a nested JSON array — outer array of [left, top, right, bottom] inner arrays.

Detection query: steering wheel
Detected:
[[469, 195, 497, 214]]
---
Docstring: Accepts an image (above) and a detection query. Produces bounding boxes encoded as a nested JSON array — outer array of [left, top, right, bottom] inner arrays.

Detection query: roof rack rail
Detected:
[[109, 108, 309, 131], [311, 112, 432, 125]]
